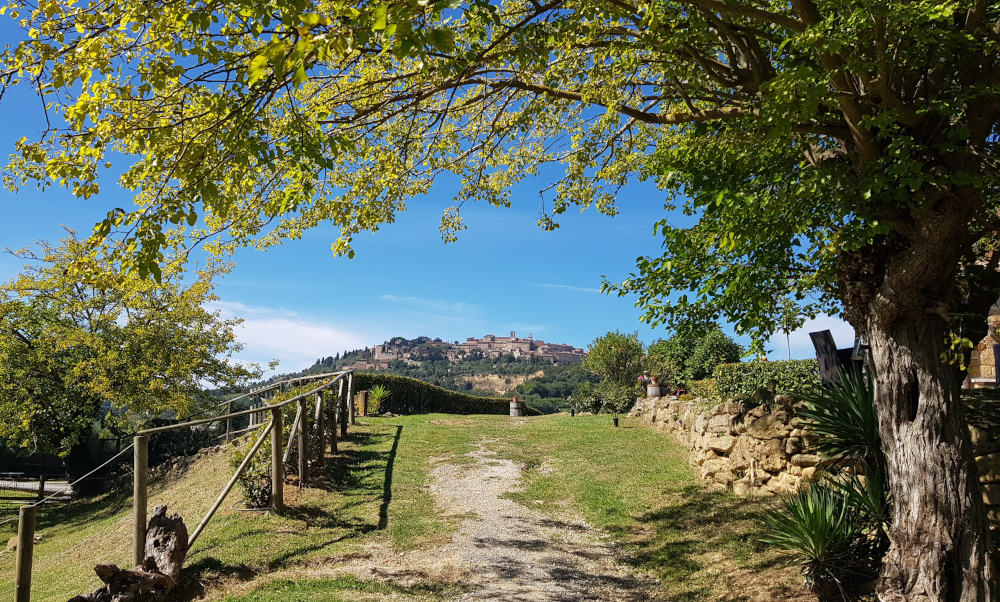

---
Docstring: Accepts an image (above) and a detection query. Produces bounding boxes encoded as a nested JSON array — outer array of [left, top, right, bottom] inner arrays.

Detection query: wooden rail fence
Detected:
[[10, 370, 357, 601]]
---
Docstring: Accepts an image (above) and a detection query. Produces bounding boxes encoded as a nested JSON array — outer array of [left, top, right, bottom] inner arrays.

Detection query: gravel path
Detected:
[[424, 443, 661, 601], [262, 438, 662, 601]]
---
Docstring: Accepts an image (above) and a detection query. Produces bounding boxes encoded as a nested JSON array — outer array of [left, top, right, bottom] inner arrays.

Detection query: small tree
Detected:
[[583, 331, 645, 388]]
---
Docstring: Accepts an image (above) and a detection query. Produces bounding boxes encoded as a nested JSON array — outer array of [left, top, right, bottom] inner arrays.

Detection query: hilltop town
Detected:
[[351, 332, 586, 371]]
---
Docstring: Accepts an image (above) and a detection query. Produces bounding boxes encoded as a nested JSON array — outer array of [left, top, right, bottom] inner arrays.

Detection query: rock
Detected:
[[708, 435, 736, 454], [785, 437, 803, 455], [976, 454, 1000, 483], [790, 453, 821, 467], [970, 425, 997, 454], [748, 405, 770, 419], [801, 466, 818, 481], [694, 414, 707, 434], [789, 428, 807, 438], [725, 400, 742, 415], [713, 470, 736, 486], [789, 417, 805, 428], [707, 414, 734, 435], [700, 457, 730, 480], [745, 414, 792, 440], [983, 484, 1000, 506], [707, 482, 728, 493], [730, 437, 786, 472], [732, 478, 752, 497], [6, 536, 16, 551], [774, 395, 796, 411], [788, 464, 803, 477]]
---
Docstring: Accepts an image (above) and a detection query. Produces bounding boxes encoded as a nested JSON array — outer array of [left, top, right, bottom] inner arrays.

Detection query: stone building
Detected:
[[967, 301, 1000, 388]]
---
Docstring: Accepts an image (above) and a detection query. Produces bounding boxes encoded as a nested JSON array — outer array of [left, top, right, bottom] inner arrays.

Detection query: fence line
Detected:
[[7, 369, 359, 602]]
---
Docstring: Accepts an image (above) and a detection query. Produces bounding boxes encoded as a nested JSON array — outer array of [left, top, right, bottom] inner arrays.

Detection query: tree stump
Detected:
[[68, 505, 188, 602]]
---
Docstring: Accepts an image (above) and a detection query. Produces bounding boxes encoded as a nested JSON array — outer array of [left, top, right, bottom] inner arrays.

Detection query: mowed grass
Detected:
[[1, 414, 801, 601]]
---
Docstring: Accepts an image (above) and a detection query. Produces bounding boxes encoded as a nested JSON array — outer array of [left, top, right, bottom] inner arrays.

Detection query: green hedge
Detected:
[[687, 378, 719, 401], [713, 360, 820, 401], [353, 372, 542, 416]]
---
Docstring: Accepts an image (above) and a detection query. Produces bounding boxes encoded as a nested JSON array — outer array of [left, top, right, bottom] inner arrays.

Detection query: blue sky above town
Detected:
[[0, 25, 853, 377]]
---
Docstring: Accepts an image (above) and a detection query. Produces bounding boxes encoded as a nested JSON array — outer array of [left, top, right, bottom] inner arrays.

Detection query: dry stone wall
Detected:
[[632, 395, 818, 497], [634, 393, 1000, 526]]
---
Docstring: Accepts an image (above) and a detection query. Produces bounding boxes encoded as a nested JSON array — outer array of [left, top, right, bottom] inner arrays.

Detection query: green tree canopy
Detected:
[[583, 330, 645, 388], [4, 0, 1000, 597], [0, 235, 259, 457]]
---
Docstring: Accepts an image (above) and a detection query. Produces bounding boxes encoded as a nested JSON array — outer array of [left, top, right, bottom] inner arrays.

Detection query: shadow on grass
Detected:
[[615, 485, 781, 601]]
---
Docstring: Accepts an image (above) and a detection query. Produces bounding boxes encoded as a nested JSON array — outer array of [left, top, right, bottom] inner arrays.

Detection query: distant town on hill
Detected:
[[257, 333, 596, 413]]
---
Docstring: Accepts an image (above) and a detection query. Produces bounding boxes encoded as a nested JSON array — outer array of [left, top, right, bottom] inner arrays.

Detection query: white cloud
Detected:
[[378, 294, 474, 314], [766, 314, 856, 361], [529, 282, 601, 294], [207, 301, 371, 376]]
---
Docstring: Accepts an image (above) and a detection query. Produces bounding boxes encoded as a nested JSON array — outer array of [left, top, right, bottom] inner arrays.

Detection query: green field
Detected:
[[0, 414, 799, 601]]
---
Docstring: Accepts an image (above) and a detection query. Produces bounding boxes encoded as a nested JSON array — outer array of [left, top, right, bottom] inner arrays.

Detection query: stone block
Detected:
[[801, 466, 818, 481], [700, 457, 730, 480], [694, 414, 707, 434], [709, 435, 736, 454], [774, 395, 796, 411], [983, 484, 1000, 506], [708, 414, 734, 435], [730, 437, 785, 472], [732, 478, 752, 497], [789, 428, 807, 438], [748, 405, 769, 419], [788, 464, 803, 477], [790, 453, 821, 467], [714, 470, 735, 486], [976, 454, 1000, 483], [746, 414, 792, 440], [785, 437, 803, 455]]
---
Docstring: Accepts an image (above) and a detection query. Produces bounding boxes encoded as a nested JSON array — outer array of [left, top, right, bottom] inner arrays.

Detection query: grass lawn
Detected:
[[1, 414, 802, 601]]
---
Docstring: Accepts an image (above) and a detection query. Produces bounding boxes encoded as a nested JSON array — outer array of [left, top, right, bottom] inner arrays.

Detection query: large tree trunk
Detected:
[[868, 317, 995, 601], [850, 186, 997, 601]]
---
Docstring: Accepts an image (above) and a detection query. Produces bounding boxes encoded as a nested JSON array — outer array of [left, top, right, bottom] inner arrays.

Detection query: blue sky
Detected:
[[0, 25, 853, 376]]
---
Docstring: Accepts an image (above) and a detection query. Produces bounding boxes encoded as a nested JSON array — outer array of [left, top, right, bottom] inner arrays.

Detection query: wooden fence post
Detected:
[[271, 407, 284, 514], [347, 372, 355, 426], [340, 389, 348, 439], [14, 504, 35, 602], [225, 400, 233, 442], [333, 380, 343, 453], [314, 391, 325, 467], [36, 476, 45, 501], [298, 398, 309, 487], [133, 435, 148, 569]]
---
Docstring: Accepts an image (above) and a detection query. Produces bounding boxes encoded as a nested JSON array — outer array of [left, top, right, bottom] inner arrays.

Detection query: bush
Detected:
[[686, 379, 718, 401], [799, 370, 883, 472], [714, 359, 820, 402], [762, 484, 873, 601], [353, 373, 541, 415]]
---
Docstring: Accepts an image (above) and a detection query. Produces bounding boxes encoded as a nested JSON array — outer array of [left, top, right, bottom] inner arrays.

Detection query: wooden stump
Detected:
[[68, 505, 188, 602]]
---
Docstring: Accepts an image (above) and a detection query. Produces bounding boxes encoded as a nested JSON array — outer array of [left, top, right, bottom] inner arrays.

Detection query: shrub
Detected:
[[352, 373, 540, 415], [762, 484, 872, 601], [799, 369, 883, 472], [714, 359, 820, 402], [686, 379, 718, 401]]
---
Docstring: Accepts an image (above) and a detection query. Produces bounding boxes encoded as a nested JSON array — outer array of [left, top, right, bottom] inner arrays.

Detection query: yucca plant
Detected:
[[368, 384, 391, 412], [762, 484, 870, 601], [799, 369, 885, 474]]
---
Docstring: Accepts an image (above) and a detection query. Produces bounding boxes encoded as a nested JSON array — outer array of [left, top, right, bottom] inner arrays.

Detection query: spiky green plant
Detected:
[[762, 484, 870, 601], [799, 369, 884, 473], [368, 384, 391, 412]]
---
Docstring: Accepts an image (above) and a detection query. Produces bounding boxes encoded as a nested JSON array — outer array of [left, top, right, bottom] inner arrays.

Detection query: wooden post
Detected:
[[271, 407, 284, 514], [188, 422, 273, 547], [14, 504, 35, 602], [298, 398, 309, 487], [133, 435, 148, 569], [315, 392, 325, 467], [333, 380, 343, 453], [347, 372, 355, 425], [340, 388, 348, 439], [37, 475, 45, 501], [225, 400, 233, 442]]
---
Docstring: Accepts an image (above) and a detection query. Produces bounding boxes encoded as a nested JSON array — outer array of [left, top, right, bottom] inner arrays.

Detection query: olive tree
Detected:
[[3, 1, 1000, 597]]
